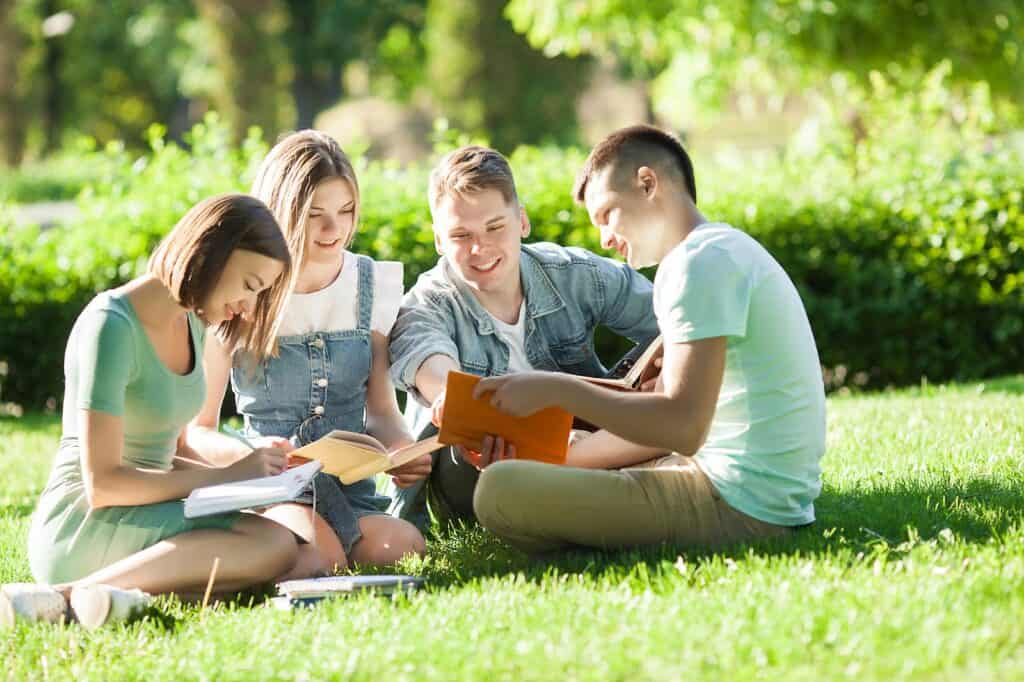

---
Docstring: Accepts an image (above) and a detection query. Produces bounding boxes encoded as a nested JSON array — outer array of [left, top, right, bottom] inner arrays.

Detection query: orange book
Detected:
[[438, 371, 572, 465]]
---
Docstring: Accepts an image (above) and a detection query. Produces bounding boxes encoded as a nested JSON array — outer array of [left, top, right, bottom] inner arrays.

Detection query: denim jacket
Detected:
[[389, 242, 659, 433]]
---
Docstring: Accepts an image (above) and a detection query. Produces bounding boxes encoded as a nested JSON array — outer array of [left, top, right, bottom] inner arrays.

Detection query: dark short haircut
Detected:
[[148, 193, 291, 357], [573, 125, 697, 205]]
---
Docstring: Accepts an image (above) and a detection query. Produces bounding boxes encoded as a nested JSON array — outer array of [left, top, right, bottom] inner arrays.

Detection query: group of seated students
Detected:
[[0, 125, 826, 629]]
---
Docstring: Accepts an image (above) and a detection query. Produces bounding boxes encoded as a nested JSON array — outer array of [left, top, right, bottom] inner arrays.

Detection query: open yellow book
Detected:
[[289, 432, 444, 485]]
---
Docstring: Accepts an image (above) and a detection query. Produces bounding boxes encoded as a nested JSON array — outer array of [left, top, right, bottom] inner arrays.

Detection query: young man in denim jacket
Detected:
[[387, 145, 659, 530]]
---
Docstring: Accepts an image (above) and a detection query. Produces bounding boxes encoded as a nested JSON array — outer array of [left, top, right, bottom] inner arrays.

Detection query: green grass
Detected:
[[3, 378, 1024, 680]]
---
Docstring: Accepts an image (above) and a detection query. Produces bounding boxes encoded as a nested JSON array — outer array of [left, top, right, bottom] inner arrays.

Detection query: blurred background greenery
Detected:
[[1, 0, 1022, 412]]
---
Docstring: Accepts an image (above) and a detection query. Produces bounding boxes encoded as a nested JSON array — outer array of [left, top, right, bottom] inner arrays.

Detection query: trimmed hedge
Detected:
[[2, 118, 1022, 409]]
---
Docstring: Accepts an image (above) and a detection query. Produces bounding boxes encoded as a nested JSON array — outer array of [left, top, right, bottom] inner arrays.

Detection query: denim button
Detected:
[[316, 378, 328, 388], [312, 337, 325, 349], [313, 405, 325, 415]]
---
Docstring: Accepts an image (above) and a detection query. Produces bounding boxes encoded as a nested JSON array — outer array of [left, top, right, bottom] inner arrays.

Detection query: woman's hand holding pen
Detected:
[[227, 447, 289, 478], [221, 428, 295, 476]]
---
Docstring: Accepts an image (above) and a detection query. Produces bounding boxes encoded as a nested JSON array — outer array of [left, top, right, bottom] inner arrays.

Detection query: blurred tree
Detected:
[[60, 0, 198, 143], [192, 0, 291, 139], [0, 0, 30, 165], [4, 0, 200, 156], [424, 0, 591, 151], [506, 0, 1024, 123], [38, 0, 66, 154], [282, 0, 427, 129]]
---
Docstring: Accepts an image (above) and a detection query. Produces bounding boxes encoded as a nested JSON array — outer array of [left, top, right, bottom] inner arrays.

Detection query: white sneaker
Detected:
[[0, 583, 69, 627], [70, 584, 152, 630]]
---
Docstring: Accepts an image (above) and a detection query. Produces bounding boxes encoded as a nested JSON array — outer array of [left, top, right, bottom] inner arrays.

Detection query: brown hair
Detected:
[[428, 145, 519, 213], [251, 130, 360, 273], [148, 193, 291, 358], [573, 125, 697, 205]]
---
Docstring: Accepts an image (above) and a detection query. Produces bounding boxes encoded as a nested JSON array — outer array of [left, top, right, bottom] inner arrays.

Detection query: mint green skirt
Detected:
[[29, 445, 239, 584]]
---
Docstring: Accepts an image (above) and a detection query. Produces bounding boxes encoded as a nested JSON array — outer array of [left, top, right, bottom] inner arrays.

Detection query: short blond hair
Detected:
[[428, 145, 519, 213], [148, 193, 291, 359], [251, 130, 360, 274]]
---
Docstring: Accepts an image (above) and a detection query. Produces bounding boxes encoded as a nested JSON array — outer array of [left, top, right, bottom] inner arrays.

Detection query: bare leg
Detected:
[[54, 514, 298, 596], [261, 503, 347, 581], [348, 515, 426, 567]]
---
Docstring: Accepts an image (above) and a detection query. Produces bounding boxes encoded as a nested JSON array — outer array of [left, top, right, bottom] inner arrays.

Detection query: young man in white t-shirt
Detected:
[[471, 125, 827, 552]]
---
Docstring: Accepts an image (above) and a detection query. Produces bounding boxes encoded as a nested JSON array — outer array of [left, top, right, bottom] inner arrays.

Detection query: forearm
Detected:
[[557, 378, 706, 455], [566, 429, 668, 469], [366, 411, 414, 451], [414, 354, 460, 404], [183, 423, 250, 467], [85, 464, 237, 509], [172, 454, 215, 470]]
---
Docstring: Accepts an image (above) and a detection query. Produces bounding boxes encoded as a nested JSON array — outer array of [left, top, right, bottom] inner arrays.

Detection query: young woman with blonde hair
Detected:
[[188, 131, 429, 577]]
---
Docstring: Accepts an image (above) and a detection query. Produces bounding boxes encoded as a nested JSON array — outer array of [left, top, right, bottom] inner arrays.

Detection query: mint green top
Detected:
[[653, 223, 826, 526], [29, 290, 236, 584], [58, 290, 207, 471]]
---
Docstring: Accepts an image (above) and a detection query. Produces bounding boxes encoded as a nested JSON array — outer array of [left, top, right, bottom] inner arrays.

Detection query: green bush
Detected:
[[2, 116, 1022, 410], [0, 146, 112, 203]]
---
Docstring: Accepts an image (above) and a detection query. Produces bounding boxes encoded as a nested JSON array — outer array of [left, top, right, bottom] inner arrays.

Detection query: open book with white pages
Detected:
[[183, 460, 322, 519]]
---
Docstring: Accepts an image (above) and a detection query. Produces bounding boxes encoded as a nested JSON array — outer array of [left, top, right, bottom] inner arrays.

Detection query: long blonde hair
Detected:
[[251, 130, 360, 279]]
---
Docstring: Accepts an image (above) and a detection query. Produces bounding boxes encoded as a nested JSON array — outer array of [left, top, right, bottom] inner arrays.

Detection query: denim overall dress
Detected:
[[231, 255, 390, 553]]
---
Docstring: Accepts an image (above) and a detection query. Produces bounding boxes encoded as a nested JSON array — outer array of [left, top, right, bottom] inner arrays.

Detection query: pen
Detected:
[[221, 424, 256, 451]]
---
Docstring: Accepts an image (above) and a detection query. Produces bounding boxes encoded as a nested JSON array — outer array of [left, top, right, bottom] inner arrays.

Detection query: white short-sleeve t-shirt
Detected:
[[654, 223, 827, 526], [277, 252, 404, 336]]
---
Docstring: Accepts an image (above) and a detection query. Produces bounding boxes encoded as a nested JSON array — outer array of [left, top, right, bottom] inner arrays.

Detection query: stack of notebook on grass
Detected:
[[270, 575, 426, 610]]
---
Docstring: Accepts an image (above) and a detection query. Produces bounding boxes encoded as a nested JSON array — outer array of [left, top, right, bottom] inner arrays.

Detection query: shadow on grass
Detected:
[[0, 503, 38, 519], [417, 474, 1024, 587], [979, 375, 1024, 395], [0, 414, 61, 433]]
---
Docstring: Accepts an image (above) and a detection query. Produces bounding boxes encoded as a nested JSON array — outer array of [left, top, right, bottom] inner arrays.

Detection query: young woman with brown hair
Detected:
[[3, 194, 299, 629]]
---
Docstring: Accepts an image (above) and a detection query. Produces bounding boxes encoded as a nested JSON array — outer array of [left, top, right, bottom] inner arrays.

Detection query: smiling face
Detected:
[[303, 177, 356, 269], [433, 188, 530, 296], [198, 248, 285, 326], [582, 166, 670, 269]]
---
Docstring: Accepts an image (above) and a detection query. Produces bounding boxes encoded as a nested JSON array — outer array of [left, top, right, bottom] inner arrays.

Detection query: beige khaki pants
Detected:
[[473, 454, 792, 554]]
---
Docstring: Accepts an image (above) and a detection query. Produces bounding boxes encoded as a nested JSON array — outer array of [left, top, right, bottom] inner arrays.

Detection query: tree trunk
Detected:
[[283, 0, 343, 131], [286, 0, 316, 130], [0, 0, 27, 165], [40, 0, 64, 154]]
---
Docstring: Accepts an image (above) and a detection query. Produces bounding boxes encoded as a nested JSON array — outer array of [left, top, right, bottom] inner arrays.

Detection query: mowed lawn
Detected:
[[2, 378, 1023, 681]]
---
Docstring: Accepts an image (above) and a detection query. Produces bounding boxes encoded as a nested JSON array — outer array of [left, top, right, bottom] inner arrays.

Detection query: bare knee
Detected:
[[351, 517, 426, 566], [315, 540, 348, 573], [236, 515, 299, 580]]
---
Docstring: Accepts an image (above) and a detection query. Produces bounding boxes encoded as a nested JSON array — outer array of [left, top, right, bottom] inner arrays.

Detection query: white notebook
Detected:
[[277, 575, 425, 598], [184, 460, 323, 518]]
